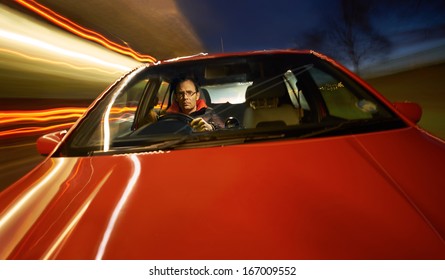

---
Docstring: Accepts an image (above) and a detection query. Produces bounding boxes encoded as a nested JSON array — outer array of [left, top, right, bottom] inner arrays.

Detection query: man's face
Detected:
[[175, 80, 200, 114]]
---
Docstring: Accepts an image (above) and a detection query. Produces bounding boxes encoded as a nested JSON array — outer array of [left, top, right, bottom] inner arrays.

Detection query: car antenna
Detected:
[[220, 36, 224, 53]]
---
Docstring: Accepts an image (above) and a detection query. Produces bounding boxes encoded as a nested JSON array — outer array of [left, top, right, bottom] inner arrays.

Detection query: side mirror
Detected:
[[393, 102, 422, 124], [36, 130, 67, 156]]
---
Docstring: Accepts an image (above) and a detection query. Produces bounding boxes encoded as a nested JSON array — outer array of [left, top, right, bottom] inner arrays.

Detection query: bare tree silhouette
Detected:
[[295, 0, 391, 74], [330, 0, 391, 74]]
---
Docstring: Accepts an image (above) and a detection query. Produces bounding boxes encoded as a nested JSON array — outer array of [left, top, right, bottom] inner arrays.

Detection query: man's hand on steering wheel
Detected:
[[190, 118, 214, 132]]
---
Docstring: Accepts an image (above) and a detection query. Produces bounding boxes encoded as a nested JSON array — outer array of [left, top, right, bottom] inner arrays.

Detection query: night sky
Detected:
[[177, 0, 338, 52], [176, 0, 445, 57]]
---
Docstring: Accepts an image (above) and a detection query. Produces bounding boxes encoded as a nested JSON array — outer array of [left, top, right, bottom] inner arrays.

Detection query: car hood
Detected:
[[1, 127, 444, 259]]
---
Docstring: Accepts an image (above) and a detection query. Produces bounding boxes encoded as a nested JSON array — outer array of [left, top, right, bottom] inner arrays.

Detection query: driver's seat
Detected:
[[200, 88, 212, 105]]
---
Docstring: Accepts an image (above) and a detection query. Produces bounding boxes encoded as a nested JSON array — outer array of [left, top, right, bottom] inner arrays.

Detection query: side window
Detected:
[[69, 68, 150, 151], [106, 78, 148, 139], [132, 78, 170, 130], [154, 80, 170, 115], [309, 68, 373, 120]]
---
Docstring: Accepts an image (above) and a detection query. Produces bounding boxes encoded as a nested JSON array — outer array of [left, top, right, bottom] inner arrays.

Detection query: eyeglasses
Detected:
[[175, 90, 197, 98]]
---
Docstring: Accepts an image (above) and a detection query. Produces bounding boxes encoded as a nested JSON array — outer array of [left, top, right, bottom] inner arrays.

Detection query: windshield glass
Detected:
[[60, 53, 403, 156]]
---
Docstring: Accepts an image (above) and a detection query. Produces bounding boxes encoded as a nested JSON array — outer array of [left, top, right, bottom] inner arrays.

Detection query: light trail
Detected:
[[0, 106, 137, 137], [0, 123, 75, 138], [0, 113, 82, 125], [0, 47, 125, 76], [15, 0, 157, 63], [0, 29, 133, 72], [0, 3, 142, 86], [0, 107, 86, 124]]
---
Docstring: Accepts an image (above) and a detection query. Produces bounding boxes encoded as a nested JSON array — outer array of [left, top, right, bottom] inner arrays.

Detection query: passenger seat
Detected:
[[243, 76, 301, 128]]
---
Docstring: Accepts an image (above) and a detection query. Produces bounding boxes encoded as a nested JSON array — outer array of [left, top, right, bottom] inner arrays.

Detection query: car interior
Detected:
[[133, 62, 318, 133], [64, 53, 403, 156], [243, 76, 302, 128]]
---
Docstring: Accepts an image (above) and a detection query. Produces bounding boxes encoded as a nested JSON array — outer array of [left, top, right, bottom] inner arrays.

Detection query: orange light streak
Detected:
[[15, 0, 157, 63], [0, 47, 125, 75], [0, 123, 75, 138], [0, 107, 86, 117], [0, 106, 137, 137], [0, 113, 82, 125], [0, 107, 86, 125]]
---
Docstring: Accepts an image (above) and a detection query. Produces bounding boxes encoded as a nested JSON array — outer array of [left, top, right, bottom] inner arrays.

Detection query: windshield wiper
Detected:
[[89, 118, 405, 155], [90, 135, 193, 155]]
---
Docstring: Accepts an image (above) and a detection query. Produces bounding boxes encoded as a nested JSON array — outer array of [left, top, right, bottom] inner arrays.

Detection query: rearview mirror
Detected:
[[36, 130, 67, 156], [393, 102, 422, 124]]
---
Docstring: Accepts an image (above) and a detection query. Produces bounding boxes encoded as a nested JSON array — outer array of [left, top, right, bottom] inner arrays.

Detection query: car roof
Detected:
[[157, 49, 317, 65]]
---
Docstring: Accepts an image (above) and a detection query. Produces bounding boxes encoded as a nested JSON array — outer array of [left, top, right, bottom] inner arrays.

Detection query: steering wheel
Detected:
[[158, 113, 194, 123], [132, 113, 194, 136]]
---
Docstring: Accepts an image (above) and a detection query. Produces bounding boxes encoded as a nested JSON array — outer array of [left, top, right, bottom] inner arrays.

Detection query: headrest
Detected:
[[245, 76, 287, 102], [200, 87, 212, 105]]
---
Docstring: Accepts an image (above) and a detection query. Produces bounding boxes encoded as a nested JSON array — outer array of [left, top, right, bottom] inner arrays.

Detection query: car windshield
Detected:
[[59, 52, 404, 156]]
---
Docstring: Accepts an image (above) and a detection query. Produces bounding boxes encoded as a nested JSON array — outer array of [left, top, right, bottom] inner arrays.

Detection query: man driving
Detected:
[[167, 77, 224, 132]]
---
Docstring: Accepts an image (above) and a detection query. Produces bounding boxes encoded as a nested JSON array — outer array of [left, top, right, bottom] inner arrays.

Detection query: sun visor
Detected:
[[204, 60, 251, 84]]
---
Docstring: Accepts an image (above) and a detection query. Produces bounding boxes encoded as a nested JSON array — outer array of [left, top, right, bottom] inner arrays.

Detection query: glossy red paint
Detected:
[[36, 130, 67, 156], [1, 126, 444, 259], [1, 49, 445, 260]]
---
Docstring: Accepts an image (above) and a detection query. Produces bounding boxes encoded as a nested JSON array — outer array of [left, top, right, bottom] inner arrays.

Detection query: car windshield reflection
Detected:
[[59, 52, 403, 156]]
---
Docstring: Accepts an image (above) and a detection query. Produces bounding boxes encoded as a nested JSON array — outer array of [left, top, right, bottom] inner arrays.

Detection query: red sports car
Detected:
[[1, 50, 444, 259]]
